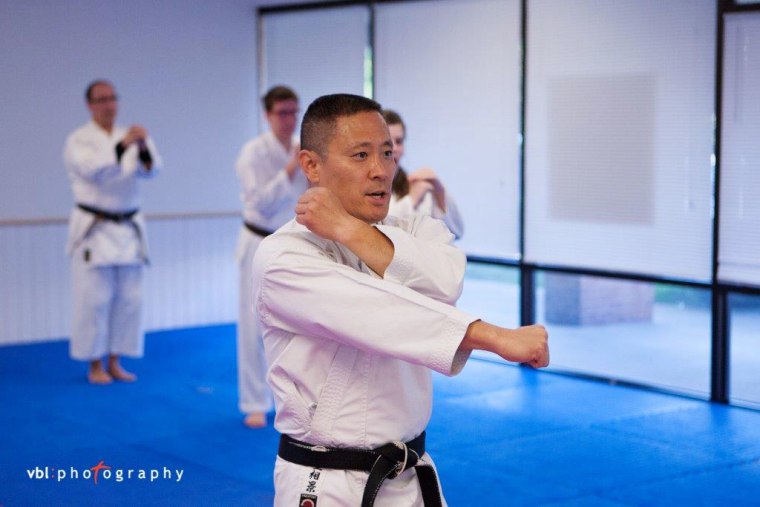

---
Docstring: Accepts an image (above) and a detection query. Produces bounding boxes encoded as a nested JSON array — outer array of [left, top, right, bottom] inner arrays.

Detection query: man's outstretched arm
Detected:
[[460, 321, 550, 368]]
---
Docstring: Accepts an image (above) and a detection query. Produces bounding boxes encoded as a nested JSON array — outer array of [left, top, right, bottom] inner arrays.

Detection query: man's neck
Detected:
[[94, 119, 114, 134], [274, 132, 292, 151]]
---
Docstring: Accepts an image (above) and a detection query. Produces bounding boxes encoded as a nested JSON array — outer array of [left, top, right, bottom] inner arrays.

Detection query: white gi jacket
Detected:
[[236, 132, 308, 231], [389, 192, 464, 240], [64, 120, 161, 265], [253, 214, 478, 506]]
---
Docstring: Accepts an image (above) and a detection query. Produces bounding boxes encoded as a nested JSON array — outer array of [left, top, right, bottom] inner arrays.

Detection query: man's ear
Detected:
[[299, 149, 321, 184]]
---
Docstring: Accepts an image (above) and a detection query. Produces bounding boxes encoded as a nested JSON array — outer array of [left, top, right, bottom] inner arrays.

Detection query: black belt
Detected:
[[244, 221, 273, 237], [77, 203, 138, 222], [278, 432, 442, 507]]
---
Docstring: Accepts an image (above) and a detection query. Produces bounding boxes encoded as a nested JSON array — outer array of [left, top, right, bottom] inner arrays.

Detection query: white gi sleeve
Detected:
[[388, 194, 416, 218], [235, 141, 296, 219], [254, 237, 476, 376], [376, 215, 465, 305], [429, 193, 464, 240], [389, 193, 464, 240], [64, 131, 121, 182]]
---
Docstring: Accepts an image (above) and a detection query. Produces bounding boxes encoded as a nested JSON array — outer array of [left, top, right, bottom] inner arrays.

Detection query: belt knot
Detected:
[[375, 440, 420, 479]]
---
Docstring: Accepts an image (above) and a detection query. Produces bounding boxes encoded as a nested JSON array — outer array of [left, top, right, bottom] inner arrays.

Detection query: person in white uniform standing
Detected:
[[252, 94, 549, 506], [382, 109, 464, 239], [235, 85, 308, 428], [64, 80, 162, 385]]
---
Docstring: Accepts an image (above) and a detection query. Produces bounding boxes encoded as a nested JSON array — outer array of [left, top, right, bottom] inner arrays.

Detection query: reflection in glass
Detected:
[[536, 271, 711, 397]]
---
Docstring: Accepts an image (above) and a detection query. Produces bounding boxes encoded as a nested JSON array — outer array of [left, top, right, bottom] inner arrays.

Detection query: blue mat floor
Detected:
[[1, 324, 759, 506]]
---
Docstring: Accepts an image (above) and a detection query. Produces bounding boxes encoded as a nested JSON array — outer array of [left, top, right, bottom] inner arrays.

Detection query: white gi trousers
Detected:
[[70, 255, 143, 360], [273, 455, 447, 507], [236, 227, 273, 414]]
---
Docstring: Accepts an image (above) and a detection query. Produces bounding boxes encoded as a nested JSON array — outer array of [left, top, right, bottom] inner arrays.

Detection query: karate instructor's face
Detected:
[[314, 111, 397, 224], [87, 83, 118, 131]]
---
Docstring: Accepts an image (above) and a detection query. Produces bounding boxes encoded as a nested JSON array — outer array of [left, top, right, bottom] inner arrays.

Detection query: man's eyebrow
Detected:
[[346, 141, 374, 150], [345, 139, 394, 151]]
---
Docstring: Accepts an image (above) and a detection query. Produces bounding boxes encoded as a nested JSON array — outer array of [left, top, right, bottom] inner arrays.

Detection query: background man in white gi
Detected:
[[382, 109, 464, 239], [252, 94, 549, 506], [64, 80, 161, 385], [235, 85, 308, 428]]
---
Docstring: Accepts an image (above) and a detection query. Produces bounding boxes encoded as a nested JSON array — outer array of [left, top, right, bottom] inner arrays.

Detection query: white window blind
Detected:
[[524, 0, 716, 281], [374, 0, 522, 259], [260, 6, 369, 131], [719, 13, 760, 287]]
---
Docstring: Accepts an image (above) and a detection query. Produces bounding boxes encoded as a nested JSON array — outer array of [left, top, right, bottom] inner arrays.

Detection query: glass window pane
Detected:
[[525, 0, 715, 281], [374, 0, 522, 259], [536, 271, 711, 397], [729, 292, 760, 409], [719, 13, 760, 287]]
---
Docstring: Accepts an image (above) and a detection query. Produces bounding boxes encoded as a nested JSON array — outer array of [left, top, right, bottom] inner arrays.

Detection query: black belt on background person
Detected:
[[278, 431, 443, 507], [77, 203, 138, 222], [244, 221, 273, 237], [74, 203, 147, 263]]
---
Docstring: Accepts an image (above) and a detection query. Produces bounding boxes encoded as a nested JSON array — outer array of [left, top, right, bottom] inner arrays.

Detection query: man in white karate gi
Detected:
[[64, 80, 161, 384], [252, 94, 549, 506], [235, 85, 308, 428]]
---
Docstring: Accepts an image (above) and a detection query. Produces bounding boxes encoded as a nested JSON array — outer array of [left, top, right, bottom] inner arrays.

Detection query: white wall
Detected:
[[0, 0, 276, 344], [0, 216, 239, 345]]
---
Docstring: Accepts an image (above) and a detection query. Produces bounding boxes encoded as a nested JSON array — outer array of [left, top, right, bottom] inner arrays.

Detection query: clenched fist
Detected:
[[295, 187, 355, 242]]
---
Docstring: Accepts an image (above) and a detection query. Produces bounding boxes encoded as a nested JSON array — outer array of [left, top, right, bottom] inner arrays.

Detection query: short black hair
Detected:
[[301, 94, 383, 156], [85, 79, 113, 102], [262, 85, 298, 112]]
